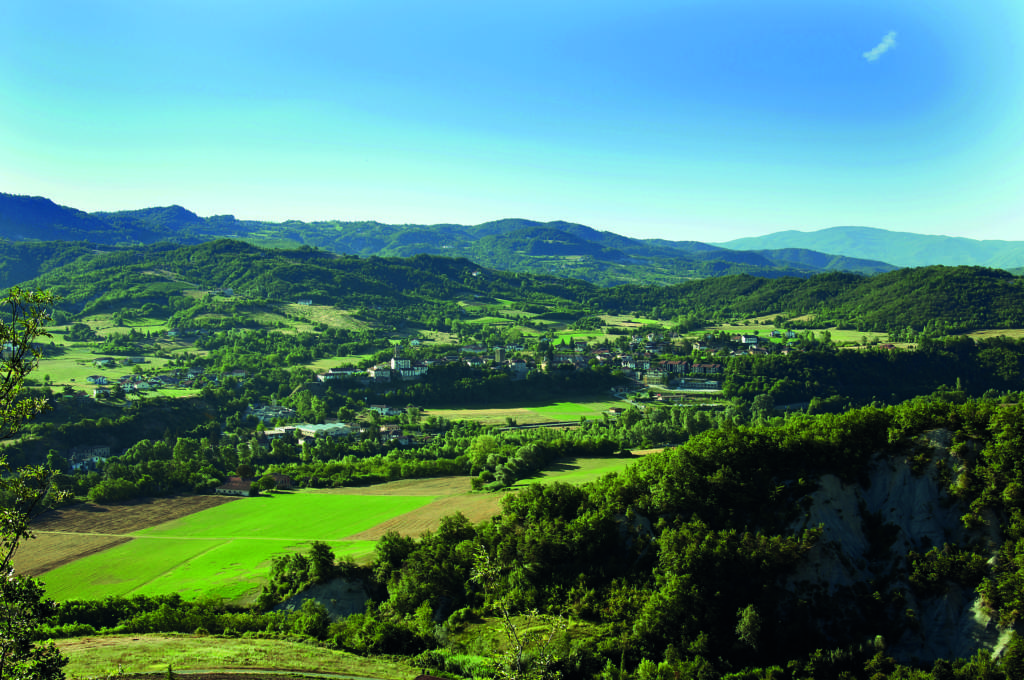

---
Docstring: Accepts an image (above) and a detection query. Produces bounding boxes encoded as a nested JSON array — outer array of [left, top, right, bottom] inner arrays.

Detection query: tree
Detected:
[[1, 287, 69, 680], [471, 547, 566, 680], [735, 604, 762, 651], [1, 289, 56, 441]]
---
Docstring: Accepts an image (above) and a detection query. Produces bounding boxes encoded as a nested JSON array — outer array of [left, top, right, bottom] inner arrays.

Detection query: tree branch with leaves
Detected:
[[1, 287, 68, 680], [471, 547, 566, 680]]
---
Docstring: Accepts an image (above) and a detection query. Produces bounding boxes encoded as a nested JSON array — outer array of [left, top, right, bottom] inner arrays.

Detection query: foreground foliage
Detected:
[[2, 287, 67, 680]]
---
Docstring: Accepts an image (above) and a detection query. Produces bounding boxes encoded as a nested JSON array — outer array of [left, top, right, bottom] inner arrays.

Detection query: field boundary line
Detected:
[[128, 540, 228, 594]]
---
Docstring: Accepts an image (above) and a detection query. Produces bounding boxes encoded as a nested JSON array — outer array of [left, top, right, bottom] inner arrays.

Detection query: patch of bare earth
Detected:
[[309, 476, 504, 539], [313, 476, 474, 496], [14, 534, 131, 576], [344, 494, 503, 541], [15, 495, 236, 576], [30, 494, 236, 534]]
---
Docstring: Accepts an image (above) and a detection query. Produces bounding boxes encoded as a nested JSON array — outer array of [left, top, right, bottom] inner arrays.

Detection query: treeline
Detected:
[[724, 335, 1024, 406], [591, 266, 1024, 333]]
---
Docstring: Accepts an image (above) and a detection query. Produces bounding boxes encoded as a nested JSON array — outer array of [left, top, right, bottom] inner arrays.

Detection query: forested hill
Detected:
[[21, 240, 597, 314], [0, 192, 895, 285], [718, 226, 1024, 270], [13, 239, 1024, 334], [596, 266, 1024, 334]]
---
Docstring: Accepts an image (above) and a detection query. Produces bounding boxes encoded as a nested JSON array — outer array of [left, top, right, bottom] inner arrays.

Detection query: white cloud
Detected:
[[863, 31, 897, 62]]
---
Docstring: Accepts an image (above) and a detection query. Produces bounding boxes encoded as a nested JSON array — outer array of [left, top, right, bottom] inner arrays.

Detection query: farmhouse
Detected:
[[246, 404, 298, 423], [317, 367, 356, 382], [68, 445, 111, 471], [368, 364, 393, 381], [293, 423, 353, 438], [215, 476, 256, 497]]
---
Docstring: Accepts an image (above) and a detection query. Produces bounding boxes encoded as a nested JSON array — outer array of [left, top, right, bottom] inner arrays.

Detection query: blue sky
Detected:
[[1, 1, 1022, 241]]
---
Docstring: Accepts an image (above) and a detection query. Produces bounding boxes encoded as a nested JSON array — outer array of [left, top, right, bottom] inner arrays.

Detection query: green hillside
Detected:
[[7, 239, 1023, 336], [0, 192, 897, 286]]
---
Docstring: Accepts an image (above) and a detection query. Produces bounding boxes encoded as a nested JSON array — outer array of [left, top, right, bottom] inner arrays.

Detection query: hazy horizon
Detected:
[[3, 1, 1022, 242]]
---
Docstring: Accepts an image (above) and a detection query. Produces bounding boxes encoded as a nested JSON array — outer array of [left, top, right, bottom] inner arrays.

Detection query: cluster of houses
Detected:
[[56, 329, 804, 486], [261, 409, 415, 448], [84, 365, 248, 399], [310, 331, 800, 392], [67, 445, 111, 472]]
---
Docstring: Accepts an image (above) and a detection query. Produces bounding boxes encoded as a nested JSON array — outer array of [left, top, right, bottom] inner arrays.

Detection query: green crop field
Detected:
[[513, 456, 639, 487], [135, 493, 430, 540], [526, 399, 624, 419], [40, 493, 433, 603], [36, 349, 172, 386], [428, 396, 624, 426]]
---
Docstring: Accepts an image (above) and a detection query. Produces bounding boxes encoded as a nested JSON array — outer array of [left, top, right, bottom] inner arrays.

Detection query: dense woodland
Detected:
[[3, 232, 1024, 679]]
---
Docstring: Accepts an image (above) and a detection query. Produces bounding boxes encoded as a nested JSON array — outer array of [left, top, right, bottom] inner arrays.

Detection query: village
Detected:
[[56, 326, 817, 484]]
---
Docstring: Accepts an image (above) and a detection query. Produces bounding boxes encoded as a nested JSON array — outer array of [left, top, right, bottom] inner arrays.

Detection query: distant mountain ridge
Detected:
[[717, 226, 1024, 269], [0, 192, 896, 286]]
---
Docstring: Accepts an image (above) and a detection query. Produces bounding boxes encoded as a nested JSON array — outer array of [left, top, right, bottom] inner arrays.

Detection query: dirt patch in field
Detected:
[[307, 476, 503, 539], [312, 476, 474, 496], [30, 495, 237, 535], [344, 494, 503, 540], [14, 533, 131, 576]]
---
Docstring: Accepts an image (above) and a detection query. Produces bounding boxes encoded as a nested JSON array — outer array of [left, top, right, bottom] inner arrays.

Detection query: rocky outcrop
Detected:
[[786, 429, 1010, 664]]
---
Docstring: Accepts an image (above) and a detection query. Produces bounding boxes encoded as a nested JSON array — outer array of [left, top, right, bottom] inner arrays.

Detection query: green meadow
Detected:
[[525, 399, 624, 419], [428, 396, 625, 426], [36, 350, 172, 386], [58, 634, 418, 679], [512, 456, 639, 488], [41, 493, 433, 603]]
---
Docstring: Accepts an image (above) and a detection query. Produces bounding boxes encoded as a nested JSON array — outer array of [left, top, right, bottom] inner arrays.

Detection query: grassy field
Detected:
[[427, 396, 625, 426], [38, 493, 435, 603], [599, 314, 669, 328], [36, 348, 172, 386], [967, 328, 1024, 340], [28, 444, 639, 606], [58, 634, 417, 679], [512, 456, 640, 488], [703, 322, 889, 345], [526, 399, 623, 419], [307, 354, 375, 372]]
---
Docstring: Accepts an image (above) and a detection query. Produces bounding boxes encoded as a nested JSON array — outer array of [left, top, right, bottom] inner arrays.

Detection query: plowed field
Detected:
[[308, 476, 503, 540], [15, 495, 236, 576], [32, 494, 236, 534]]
